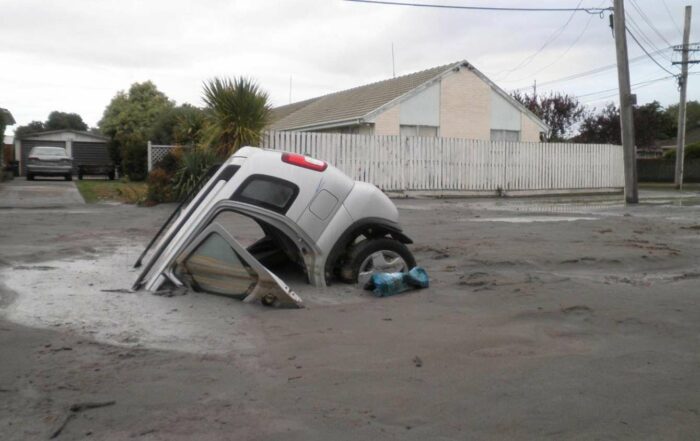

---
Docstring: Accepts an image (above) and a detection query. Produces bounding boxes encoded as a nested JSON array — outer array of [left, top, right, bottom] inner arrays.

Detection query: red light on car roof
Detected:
[[281, 152, 327, 172]]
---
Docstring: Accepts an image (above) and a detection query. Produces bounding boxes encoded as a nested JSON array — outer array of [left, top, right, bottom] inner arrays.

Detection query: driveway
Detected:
[[0, 178, 84, 208]]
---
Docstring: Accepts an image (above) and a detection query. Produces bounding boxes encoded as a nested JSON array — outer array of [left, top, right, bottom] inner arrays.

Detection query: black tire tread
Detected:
[[339, 238, 416, 283]]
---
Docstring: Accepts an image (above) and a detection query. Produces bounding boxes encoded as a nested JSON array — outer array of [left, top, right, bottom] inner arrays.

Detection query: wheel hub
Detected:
[[358, 250, 408, 285]]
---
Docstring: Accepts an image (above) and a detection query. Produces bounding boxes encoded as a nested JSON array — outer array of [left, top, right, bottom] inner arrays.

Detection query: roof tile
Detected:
[[268, 63, 457, 130]]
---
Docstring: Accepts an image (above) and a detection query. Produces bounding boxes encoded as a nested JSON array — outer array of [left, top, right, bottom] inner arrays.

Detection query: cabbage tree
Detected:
[[202, 77, 270, 158]]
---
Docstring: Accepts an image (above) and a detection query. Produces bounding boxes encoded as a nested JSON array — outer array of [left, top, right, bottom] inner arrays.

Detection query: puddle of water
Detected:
[[0, 246, 368, 354], [395, 203, 435, 211], [0, 246, 267, 354], [467, 216, 598, 223], [0, 208, 96, 214], [640, 198, 700, 207]]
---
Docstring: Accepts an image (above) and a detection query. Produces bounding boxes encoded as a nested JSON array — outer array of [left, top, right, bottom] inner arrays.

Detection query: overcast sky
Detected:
[[2, 0, 698, 132]]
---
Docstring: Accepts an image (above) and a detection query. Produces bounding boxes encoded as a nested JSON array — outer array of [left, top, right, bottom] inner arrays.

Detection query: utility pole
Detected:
[[674, 6, 692, 190], [533, 79, 537, 98], [613, 0, 638, 203]]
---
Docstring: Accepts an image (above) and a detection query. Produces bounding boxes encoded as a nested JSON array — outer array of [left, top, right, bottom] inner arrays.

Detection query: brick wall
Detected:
[[370, 67, 544, 142], [521, 115, 543, 142], [439, 68, 491, 140], [373, 104, 400, 136]]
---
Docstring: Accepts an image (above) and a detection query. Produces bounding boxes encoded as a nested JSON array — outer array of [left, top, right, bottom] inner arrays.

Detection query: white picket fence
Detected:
[[262, 131, 624, 196]]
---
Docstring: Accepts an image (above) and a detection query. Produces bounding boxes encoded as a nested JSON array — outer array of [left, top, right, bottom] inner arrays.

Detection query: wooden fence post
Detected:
[[147, 141, 152, 172]]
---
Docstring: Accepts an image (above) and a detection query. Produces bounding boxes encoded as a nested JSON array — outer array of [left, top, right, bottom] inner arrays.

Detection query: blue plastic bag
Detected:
[[369, 267, 429, 297]]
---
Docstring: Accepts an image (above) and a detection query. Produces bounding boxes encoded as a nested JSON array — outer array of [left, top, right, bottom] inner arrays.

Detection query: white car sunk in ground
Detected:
[[133, 147, 416, 308]]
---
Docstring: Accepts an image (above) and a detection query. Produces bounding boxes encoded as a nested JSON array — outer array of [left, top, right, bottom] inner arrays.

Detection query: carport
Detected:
[[15, 130, 111, 176]]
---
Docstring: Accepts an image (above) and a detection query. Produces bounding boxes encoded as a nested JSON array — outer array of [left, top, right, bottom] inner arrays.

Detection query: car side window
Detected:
[[232, 175, 299, 214], [175, 232, 258, 298]]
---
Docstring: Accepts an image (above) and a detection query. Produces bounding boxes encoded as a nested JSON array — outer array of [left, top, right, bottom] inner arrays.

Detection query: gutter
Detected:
[[272, 118, 365, 132]]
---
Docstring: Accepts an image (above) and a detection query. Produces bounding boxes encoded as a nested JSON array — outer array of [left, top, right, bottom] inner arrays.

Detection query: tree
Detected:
[[15, 111, 88, 138], [574, 104, 620, 144], [634, 101, 675, 147], [512, 91, 585, 142], [201, 77, 270, 158], [150, 104, 206, 146], [575, 102, 676, 147], [666, 100, 700, 130], [99, 81, 174, 180], [45, 111, 88, 131], [14, 121, 46, 139]]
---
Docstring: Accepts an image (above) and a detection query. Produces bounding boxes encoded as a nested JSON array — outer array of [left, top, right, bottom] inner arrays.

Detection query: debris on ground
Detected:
[[50, 400, 116, 439], [413, 356, 423, 367], [365, 267, 429, 297]]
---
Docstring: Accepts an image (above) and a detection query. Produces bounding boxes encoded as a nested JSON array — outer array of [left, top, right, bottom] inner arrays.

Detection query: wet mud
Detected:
[[1, 187, 700, 439]]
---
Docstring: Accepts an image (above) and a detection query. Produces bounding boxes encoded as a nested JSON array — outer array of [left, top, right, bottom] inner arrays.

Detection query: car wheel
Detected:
[[78, 173, 83, 180], [108, 171, 115, 180], [65, 174, 72, 181], [27, 173, 33, 181], [340, 238, 416, 285]]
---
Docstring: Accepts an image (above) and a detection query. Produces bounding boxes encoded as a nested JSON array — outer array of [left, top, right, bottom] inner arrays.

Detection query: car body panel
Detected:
[[134, 146, 413, 307]]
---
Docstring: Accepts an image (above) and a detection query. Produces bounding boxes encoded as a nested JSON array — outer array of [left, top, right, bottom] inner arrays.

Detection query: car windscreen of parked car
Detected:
[[30, 147, 68, 157]]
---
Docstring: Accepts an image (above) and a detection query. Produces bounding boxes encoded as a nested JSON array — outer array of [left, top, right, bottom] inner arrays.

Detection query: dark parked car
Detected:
[[26, 146, 73, 181]]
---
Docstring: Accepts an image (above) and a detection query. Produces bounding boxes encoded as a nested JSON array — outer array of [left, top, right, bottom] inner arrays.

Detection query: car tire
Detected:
[[78, 172, 83, 180], [65, 174, 72, 181], [108, 171, 115, 180], [27, 173, 33, 181], [340, 238, 416, 284]]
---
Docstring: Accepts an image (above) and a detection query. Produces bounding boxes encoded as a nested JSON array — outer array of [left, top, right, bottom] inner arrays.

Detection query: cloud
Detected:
[[1, 0, 695, 129]]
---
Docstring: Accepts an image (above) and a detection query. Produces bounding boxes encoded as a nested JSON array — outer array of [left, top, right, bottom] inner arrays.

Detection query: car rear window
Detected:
[[232, 175, 299, 214], [31, 147, 67, 156]]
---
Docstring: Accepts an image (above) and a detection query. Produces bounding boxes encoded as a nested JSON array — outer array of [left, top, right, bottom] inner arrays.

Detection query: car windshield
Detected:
[[32, 147, 66, 157]]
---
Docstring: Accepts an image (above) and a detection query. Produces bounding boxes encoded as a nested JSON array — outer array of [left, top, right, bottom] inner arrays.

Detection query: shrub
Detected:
[[663, 141, 700, 160], [172, 148, 219, 200], [122, 140, 148, 181], [688, 142, 700, 160], [146, 168, 175, 203], [155, 148, 183, 175]]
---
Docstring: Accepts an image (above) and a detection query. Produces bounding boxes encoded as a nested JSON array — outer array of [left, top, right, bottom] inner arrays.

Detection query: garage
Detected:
[[72, 141, 111, 175], [15, 130, 111, 176]]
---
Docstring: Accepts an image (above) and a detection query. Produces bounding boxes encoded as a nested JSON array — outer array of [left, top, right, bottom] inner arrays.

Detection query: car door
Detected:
[[172, 222, 303, 308]]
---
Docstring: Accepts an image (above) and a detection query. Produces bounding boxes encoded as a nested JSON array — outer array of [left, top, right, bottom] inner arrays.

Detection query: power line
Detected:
[[344, 0, 611, 14], [582, 71, 700, 105], [625, 26, 678, 76], [577, 74, 675, 99], [507, 2, 603, 82], [661, 0, 683, 37], [580, 75, 678, 104], [509, 47, 674, 90], [496, 0, 584, 79], [625, 13, 675, 63], [629, 0, 674, 48]]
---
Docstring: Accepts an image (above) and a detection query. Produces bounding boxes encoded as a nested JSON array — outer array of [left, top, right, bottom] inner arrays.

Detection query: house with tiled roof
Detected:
[[269, 61, 548, 142]]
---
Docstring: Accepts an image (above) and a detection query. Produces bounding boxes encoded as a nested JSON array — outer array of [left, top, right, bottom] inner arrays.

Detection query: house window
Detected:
[[490, 129, 520, 142], [400, 125, 438, 137]]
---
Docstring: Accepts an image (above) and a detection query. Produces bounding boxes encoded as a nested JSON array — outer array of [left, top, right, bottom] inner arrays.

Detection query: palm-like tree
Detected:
[[202, 77, 271, 158]]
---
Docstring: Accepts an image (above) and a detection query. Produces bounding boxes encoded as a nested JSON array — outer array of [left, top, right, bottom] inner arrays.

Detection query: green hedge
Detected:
[[663, 141, 700, 160]]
